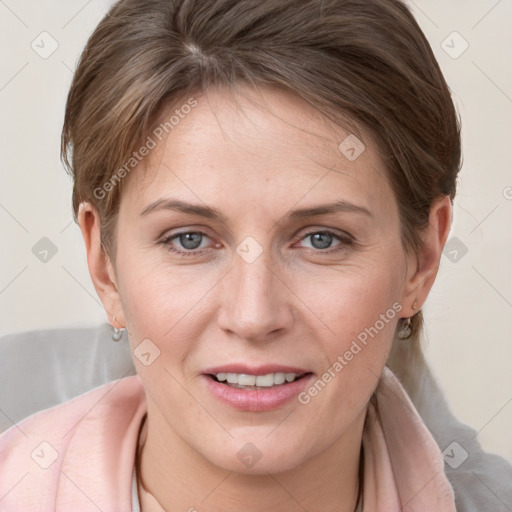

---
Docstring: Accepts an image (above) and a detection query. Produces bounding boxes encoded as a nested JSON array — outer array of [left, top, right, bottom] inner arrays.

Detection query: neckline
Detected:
[[132, 411, 363, 512], [131, 464, 141, 512], [133, 412, 148, 511]]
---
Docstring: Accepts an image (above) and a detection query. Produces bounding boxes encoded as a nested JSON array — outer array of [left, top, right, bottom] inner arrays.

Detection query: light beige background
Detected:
[[0, 0, 511, 463]]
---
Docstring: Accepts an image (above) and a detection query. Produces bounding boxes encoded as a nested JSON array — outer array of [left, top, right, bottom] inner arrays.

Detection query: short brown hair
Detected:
[[61, 0, 462, 353]]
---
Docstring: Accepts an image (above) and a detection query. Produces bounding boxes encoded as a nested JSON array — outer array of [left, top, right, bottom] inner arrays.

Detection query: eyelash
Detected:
[[159, 229, 354, 257]]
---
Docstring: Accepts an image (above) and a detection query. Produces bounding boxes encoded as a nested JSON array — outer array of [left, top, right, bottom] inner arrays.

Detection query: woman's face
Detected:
[[106, 85, 415, 474]]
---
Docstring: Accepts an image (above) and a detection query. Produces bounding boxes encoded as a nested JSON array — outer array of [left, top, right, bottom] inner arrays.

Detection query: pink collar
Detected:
[[0, 367, 455, 511], [360, 366, 456, 511]]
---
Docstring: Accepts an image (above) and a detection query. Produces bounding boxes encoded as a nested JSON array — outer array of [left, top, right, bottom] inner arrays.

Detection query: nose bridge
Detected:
[[219, 243, 291, 340]]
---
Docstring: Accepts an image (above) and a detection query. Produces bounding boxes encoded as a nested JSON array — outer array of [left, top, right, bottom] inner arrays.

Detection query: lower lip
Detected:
[[203, 374, 314, 411]]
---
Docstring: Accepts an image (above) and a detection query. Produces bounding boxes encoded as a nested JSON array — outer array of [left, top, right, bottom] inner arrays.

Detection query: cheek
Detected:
[[293, 254, 404, 390], [115, 248, 220, 362], [297, 257, 403, 337]]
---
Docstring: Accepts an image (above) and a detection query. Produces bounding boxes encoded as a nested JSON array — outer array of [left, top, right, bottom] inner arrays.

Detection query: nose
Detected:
[[216, 247, 294, 342]]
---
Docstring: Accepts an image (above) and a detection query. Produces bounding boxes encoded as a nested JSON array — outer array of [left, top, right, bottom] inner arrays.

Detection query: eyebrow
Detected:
[[140, 198, 372, 221]]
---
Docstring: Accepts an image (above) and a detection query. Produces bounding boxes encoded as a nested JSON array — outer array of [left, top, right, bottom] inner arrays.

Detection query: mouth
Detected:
[[202, 365, 315, 411], [207, 371, 313, 390]]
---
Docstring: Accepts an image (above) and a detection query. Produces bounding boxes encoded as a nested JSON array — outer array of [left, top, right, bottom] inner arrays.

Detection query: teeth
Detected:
[[214, 372, 301, 387], [239, 374, 256, 386], [274, 372, 286, 385], [255, 374, 274, 387], [226, 373, 238, 384]]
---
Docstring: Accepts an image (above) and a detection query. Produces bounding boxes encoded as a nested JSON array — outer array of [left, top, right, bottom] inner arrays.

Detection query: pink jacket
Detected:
[[0, 367, 456, 511]]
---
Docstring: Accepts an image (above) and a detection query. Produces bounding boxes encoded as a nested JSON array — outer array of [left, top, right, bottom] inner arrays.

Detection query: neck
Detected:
[[137, 402, 366, 512]]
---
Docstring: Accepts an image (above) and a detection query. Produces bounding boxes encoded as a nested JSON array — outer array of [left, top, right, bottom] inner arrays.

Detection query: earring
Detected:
[[111, 314, 125, 342], [399, 316, 412, 339], [398, 300, 418, 339]]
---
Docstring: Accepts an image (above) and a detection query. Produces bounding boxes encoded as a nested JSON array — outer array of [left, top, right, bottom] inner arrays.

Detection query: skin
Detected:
[[78, 84, 451, 512]]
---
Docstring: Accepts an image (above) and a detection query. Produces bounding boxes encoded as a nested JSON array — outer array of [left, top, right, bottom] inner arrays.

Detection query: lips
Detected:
[[202, 364, 315, 411]]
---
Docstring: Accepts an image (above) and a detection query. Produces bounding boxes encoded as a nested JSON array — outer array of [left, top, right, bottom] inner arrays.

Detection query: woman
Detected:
[[0, 0, 470, 510]]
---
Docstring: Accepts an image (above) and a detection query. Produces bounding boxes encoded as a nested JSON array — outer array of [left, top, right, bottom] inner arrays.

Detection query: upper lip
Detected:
[[203, 364, 312, 376]]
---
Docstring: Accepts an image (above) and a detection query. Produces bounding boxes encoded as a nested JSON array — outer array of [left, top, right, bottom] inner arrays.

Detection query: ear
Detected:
[[400, 195, 452, 317], [77, 202, 126, 328]]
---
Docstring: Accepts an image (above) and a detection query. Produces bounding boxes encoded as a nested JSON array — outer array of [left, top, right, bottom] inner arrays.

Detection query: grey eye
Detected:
[[178, 232, 204, 250], [306, 232, 335, 250]]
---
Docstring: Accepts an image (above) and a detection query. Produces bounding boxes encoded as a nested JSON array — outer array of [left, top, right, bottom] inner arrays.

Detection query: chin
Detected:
[[201, 435, 311, 476]]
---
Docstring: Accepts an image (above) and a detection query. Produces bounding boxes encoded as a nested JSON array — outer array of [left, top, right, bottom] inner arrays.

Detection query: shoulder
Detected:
[[0, 375, 146, 510]]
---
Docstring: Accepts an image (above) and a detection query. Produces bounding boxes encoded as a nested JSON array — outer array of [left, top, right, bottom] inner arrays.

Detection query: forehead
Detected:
[[120, 85, 395, 219]]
